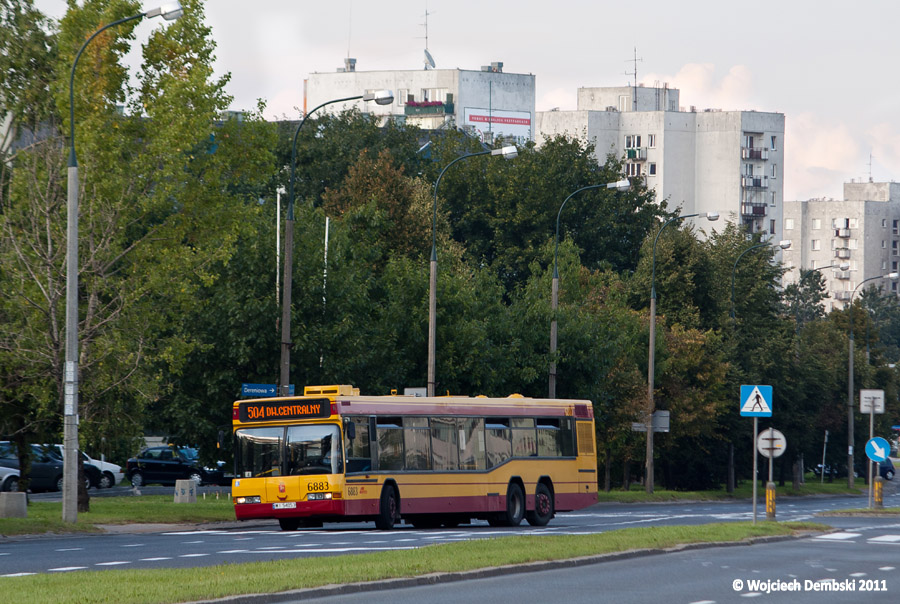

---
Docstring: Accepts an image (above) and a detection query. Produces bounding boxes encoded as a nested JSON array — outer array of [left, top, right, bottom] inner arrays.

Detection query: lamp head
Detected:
[[887, 272, 900, 280], [491, 145, 518, 160], [607, 178, 631, 191], [838, 262, 850, 271], [145, 1, 183, 20], [363, 90, 394, 105], [702, 211, 720, 221], [778, 240, 792, 250]]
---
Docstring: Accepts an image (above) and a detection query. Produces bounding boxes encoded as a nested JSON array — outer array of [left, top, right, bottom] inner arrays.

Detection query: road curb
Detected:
[[185, 531, 826, 604]]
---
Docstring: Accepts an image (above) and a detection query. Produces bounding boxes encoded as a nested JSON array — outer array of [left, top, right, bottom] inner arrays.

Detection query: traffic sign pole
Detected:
[[869, 409, 874, 509], [752, 417, 758, 524], [767, 427, 776, 520]]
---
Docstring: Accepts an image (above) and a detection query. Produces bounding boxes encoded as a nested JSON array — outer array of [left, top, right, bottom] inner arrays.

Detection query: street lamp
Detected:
[[549, 179, 630, 397], [846, 272, 899, 488], [63, 1, 183, 524], [645, 211, 719, 493], [427, 145, 517, 397], [279, 90, 394, 397], [730, 239, 792, 320]]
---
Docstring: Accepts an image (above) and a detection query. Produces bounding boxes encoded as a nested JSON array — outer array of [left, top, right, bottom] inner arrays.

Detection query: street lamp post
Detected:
[[279, 91, 394, 397], [646, 211, 719, 493], [729, 238, 791, 522], [427, 146, 517, 397], [549, 179, 630, 398], [63, 1, 183, 524], [846, 272, 899, 488]]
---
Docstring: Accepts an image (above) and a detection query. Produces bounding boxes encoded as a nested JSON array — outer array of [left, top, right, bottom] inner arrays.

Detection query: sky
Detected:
[[33, 0, 900, 201]]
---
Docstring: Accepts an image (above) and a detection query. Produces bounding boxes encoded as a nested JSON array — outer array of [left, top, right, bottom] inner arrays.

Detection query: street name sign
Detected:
[[860, 389, 885, 414], [757, 428, 787, 458], [631, 410, 670, 433], [740, 385, 773, 417], [241, 383, 294, 398], [865, 437, 890, 462]]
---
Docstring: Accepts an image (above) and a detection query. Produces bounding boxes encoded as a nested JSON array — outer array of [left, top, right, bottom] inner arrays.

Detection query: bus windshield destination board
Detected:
[[238, 398, 331, 422]]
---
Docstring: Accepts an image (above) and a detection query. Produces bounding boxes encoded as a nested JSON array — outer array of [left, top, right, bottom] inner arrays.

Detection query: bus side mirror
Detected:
[[345, 421, 356, 441], [217, 430, 225, 450]]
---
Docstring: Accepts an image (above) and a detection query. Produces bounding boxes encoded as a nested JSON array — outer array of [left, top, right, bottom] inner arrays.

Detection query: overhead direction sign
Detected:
[[740, 385, 773, 417], [865, 437, 890, 462], [860, 389, 885, 414]]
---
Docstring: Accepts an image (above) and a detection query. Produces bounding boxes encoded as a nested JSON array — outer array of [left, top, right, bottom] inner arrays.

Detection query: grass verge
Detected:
[[0, 495, 235, 536], [3, 521, 826, 604], [596, 474, 861, 503]]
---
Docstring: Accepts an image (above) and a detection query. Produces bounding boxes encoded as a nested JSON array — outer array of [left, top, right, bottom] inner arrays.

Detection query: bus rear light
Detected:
[[232, 407, 240, 420], [235, 496, 261, 504], [307, 492, 333, 501]]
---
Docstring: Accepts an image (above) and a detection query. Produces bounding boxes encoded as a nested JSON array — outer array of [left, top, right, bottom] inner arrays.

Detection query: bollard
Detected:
[[765, 481, 776, 520], [874, 476, 884, 509], [0, 492, 27, 518], [174, 479, 197, 503]]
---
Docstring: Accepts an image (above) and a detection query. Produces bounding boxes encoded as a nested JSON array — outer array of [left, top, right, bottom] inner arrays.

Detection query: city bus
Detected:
[[231, 385, 598, 530]]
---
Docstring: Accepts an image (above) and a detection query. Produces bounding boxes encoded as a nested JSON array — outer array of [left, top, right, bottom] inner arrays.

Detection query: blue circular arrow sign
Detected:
[[865, 437, 891, 462]]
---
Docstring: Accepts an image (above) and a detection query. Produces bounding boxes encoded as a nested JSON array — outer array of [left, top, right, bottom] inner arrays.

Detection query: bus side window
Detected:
[[345, 416, 371, 473], [511, 418, 536, 457]]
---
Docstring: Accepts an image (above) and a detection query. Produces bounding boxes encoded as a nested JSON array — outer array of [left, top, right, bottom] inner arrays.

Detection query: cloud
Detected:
[[642, 63, 756, 112], [865, 123, 900, 183], [785, 113, 860, 200], [536, 88, 576, 112]]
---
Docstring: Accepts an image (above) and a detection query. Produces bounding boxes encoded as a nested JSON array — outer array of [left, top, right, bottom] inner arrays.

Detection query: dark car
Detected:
[[879, 458, 895, 480], [0, 442, 98, 491], [126, 446, 224, 487]]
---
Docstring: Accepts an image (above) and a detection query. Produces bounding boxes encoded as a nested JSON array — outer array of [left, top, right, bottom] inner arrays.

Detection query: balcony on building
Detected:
[[741, 175, 769, 189], [741, 146, 770, 160], [833, 291, 852, 301], [835, 271, 851, 280], [404, 93, 454, 117], [625, 147, 648, 160], [834, 248, 851, 259], [740, 201, 767, 217], [834, 228, 851, 238]]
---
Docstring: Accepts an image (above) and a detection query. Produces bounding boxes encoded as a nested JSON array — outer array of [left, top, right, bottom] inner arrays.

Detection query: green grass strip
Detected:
[[2, 521, 826, 604]]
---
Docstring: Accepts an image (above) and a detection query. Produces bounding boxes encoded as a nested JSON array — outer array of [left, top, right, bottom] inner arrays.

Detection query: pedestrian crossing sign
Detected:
[[740, 385, 773, 417]]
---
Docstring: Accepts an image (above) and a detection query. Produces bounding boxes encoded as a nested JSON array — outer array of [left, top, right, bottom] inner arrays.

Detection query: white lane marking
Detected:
[[879, 566, 896, 571], [233, 537, 254, 541], [179, 553, 210, 558], [740, 594, 763, 598], [232, 547, 419, 554], [814, 532, 860, 541], [217, 550, 250, 554], [121, 543, 145, 547], [689, 601, 716, 604], [0, 553, 8, 556], [182, 540, 205, 544], [139, 557, 172, 561], [869, 535, 900, 543], [54, 548, 83, 552], [1, 573, 36, 577], [850, 572, 867, 577], [96, 561, 130, 566], [48, 567, 88, 572]]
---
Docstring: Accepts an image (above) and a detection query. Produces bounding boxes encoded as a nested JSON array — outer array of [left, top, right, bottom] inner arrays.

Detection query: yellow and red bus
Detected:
[[231, 385, 597, 530]]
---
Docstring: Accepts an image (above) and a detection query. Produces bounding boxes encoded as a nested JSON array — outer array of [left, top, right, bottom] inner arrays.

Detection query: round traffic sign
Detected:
[[757, 428, 786, 459], [865, 437, 890, 462]]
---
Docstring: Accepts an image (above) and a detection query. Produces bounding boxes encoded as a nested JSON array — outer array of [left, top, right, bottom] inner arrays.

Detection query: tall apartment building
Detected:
[[783, 182, 900, 311], [536, 84, 785, 238], [304, 59, 535, 145]]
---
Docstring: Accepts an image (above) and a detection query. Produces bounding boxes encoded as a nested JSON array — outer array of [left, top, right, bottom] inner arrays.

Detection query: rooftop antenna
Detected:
[[346, 1, 352, 58], [422, 4, 436, 69], [624, 47, 643, 111], [868, 152, 874, 183]]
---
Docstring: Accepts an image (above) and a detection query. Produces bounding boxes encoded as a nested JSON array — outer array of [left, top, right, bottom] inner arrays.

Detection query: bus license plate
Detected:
[[272, 502, 296, 510]]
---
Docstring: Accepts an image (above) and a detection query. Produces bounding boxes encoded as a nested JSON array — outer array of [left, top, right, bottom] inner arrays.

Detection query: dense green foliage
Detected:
[[2, 0, 900, 494]]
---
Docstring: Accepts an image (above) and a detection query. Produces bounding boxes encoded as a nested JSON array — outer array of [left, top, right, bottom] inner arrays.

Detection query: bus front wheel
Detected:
[[278, 518, 301, 531], [375, 485, 398, 530], [526, 483, 554, 526]]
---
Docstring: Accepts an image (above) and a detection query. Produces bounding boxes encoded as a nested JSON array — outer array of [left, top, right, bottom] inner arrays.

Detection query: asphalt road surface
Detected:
[[2, 484, 899, 578]]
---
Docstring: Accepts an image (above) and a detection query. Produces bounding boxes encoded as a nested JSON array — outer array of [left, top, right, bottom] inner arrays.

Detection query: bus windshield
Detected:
[[235, 425, 343, 478]]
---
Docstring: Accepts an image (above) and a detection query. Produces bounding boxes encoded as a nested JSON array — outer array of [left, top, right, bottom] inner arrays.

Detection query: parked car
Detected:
[[879, 458, 895, 480], [0, 465, 19, 492], [53, 444, 123, 488], [126, 446, 224, 487], [0, 442, 97, 491]]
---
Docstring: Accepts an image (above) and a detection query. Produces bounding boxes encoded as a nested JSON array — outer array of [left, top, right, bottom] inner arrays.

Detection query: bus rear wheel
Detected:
[[492, 482, 524, 527], [526, 483, 554, 526], [375, 485, 398, 530], [278, 518, 301, 531]]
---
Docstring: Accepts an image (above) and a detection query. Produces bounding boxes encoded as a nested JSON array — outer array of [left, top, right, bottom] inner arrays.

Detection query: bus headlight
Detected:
[[235, 496, 261, 504], [307, 492, 333, 501]]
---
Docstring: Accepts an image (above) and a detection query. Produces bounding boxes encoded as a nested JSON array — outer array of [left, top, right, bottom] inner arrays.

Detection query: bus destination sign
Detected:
[[238, 398, 331, 422]]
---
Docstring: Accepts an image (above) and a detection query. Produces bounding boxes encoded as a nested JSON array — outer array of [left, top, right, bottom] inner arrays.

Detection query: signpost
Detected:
[[241, 383, 294, 398], [757, 427, 786, 520], [741, 385, 772, 524], [860, 389, 885, 508]]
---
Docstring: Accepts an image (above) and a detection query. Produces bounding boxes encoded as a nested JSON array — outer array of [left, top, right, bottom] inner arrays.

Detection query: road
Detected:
[[2, 484, 899, 578]]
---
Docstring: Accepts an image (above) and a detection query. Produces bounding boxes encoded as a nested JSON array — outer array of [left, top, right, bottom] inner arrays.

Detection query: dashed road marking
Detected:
[[48, 567, 87, 572], [95, 561, 130, 566]]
